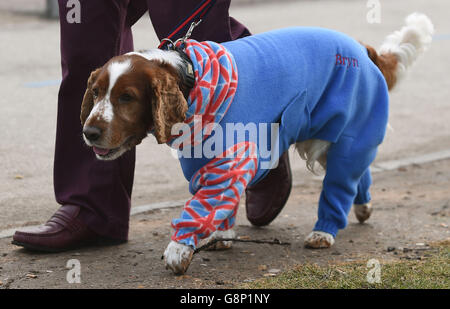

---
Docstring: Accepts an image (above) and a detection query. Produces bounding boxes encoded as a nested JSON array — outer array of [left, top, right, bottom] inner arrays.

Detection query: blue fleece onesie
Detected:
[[171, 27, 389, 248]]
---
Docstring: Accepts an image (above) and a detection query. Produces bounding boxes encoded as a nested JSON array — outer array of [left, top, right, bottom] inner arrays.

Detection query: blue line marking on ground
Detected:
[[23, 79, 61, 88], [433, 34, 450, 41]]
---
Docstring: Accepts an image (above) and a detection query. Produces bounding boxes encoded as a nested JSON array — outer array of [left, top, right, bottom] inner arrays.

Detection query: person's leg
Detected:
[[245, 152, 292, 226], [146, 0, 250, 42], [55, 0, 137, 240], [13, 0, 138, 252], [125, 0, 148, 28]]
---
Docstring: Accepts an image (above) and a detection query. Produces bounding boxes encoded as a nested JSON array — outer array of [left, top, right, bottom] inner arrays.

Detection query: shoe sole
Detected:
[[247, 152, 293, 227], [248, 182, 292, 227]]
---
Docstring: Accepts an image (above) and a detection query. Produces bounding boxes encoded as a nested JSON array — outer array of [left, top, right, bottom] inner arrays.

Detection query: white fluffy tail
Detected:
[[379, 13, 434, 81]]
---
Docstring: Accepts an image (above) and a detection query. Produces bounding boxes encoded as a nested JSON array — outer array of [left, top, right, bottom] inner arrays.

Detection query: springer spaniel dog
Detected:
[[80, 13, 433, 275]]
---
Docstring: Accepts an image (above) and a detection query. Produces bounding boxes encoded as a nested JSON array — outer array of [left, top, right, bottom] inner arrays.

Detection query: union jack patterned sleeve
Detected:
[[171, 142, 258, 248]]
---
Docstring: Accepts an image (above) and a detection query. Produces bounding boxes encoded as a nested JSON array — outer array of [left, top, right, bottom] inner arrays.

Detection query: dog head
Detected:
[[80, 52, 188, 160]]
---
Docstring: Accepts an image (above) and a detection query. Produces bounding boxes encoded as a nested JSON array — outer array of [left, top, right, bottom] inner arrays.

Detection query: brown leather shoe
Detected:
[[12, 205, 125, 252], [245, 151, 292, 226]]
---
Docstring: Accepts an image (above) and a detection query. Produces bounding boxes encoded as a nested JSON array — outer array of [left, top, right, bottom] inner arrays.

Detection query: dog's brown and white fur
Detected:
[[80, 13, 433, 274]]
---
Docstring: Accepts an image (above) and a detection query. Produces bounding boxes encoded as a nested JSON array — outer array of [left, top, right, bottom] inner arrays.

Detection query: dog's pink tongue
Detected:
[[93, 147, 110, 156]]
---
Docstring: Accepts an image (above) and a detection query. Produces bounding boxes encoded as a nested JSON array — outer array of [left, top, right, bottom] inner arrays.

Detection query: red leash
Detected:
[[158, 0, 217, 50]]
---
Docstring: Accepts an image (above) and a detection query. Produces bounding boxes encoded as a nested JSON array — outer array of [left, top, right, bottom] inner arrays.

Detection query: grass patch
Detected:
[[241, 245, 450, 289]]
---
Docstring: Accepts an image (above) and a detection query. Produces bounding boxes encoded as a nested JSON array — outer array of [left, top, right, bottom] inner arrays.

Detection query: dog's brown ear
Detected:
[[363, 43, 398, 90], [80, 68, 101, 126], [148, 69, 188, 144]]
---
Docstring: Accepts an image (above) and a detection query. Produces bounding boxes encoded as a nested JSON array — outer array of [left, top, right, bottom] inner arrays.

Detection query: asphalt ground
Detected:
[[1, 157, 448, 288]]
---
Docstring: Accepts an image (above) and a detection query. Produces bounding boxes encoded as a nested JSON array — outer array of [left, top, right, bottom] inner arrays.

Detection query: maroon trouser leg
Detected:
[[55, 0, 135, 240], [54, 0, 250, 240]]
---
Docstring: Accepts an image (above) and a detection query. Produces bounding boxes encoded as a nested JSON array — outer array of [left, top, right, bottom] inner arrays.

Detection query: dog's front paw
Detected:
[[163, 241, 194, 275], [304, 231, 335, 249], [354, 203, 373, 223], [201, 229, 236, 251]]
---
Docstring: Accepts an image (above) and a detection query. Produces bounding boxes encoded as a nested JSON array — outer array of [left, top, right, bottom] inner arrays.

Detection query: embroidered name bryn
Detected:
[[335, 53, 359, 68]]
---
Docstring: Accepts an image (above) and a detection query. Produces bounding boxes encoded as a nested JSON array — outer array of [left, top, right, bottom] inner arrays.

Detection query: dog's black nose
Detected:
[[83, 126, 102, 142]]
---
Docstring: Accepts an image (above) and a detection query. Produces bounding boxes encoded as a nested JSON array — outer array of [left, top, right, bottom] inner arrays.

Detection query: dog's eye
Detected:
[[119, 93, 133, 104], [92, 88, 99, 99]]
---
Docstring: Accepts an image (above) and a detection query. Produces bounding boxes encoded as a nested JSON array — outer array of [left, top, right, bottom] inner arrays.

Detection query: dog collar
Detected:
[[174, 46, 195, 91]]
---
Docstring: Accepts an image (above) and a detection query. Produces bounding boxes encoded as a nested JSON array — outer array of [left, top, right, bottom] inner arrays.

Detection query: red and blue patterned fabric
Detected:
[[168, 39, 250, 248], [171, 142, 257, 247], [168, 40, 238, 149]]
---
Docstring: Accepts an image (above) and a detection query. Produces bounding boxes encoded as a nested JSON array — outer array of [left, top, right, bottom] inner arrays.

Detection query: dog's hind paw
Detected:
[[354, 202, 373, 223], [200, 229, 235, 251], [304, 231, 335, 249], [163, 241, 194, 275]]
